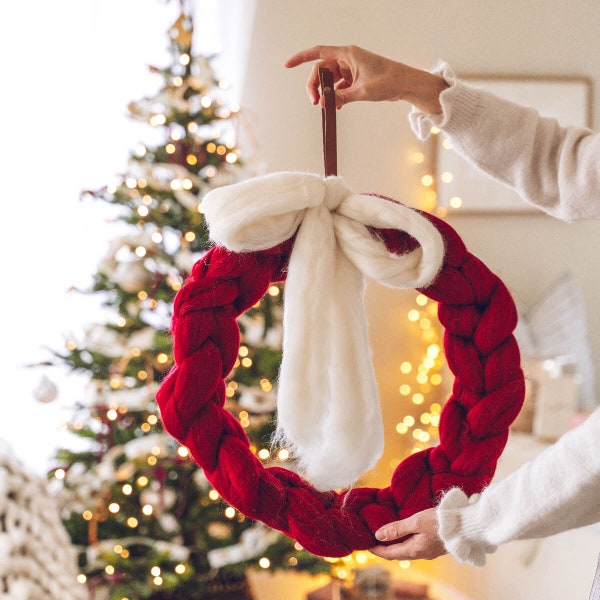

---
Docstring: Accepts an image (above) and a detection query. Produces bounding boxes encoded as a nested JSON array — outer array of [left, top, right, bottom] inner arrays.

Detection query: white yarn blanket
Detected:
[[202, 172, 445, 491]]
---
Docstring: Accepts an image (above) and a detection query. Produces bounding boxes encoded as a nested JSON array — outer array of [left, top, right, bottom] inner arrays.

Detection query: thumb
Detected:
[[334, 87, 359, 107], [375, 517, 415, 542]]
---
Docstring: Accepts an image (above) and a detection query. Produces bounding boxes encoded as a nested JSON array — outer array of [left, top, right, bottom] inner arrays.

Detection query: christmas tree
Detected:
[[43, 5, 330, 599]]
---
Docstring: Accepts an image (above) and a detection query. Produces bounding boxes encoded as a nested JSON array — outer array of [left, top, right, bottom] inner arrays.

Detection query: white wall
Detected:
[[240, 1, 600, 598]]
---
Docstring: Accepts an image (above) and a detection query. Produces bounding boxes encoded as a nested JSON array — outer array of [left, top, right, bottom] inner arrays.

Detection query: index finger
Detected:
[[284, 45, 343, 68]]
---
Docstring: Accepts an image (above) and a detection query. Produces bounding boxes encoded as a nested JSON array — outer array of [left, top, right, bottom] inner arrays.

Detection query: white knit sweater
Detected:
[[410, 62, 600, 567]]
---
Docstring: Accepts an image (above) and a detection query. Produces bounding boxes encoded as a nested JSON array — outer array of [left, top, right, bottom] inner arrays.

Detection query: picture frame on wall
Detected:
[[435, 76, 592, 214]]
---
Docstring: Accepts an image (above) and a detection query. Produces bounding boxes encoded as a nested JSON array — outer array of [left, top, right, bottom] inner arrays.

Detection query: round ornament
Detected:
[[156, 173, 525, 557]]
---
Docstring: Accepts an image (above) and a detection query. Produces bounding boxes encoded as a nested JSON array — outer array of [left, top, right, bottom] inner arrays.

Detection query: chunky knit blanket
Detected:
[[0, 445, 85, 599]]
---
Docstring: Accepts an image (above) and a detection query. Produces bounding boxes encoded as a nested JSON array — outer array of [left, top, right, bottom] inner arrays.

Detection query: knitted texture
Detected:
[[156, 182, 525, 557], [0, 445, 86, 600]]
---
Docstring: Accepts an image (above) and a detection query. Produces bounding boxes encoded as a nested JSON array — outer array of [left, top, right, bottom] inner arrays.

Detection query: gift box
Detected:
[[306, 568, 430, 600]]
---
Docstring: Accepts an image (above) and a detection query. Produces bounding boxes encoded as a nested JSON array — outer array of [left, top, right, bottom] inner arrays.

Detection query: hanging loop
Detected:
[[319, 67, 337, 176]]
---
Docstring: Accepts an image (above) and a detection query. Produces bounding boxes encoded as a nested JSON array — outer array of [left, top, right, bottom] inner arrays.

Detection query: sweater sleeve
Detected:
[[409, 62, 600, 222], [436, 407, 600, 567]]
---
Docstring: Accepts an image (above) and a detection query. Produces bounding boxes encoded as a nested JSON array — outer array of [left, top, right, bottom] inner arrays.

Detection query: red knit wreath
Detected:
[[156, 200, 525, 557]]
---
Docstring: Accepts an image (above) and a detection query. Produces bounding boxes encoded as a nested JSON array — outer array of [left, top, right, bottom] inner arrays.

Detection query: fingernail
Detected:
[[375, 529, 387, 541]]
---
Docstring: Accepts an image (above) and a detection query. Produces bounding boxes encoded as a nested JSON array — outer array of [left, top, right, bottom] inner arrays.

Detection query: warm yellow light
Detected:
[[412, 393, 424, 405], [408, 309, 420, 322], [441, 171, 453, 183], [105, 566, 115, 575], [403, 416, 415, 427], [127, 517, 139, 528], [238, 346, 249, 357], [186, 154, 198, 165], [107, 409, 118, 421], [153, 576, 163, 586], [395, 422, 408, 434], [419, 318, 431, 330], [400, 361, 412, 374], [77, 574, 87, 584], [114, 544, 123, 554], [206, 142, 217, 153], [241, 357, 253, 368], [137, 206, 149, 217], [421, 174, 434, 187], [82, 511, 93, 521], [427, 344, 440, 358], [54, 468, 66, 480], [258, 448, 270, 460], [259, 557, 271, 569], [443, 138, 453, 149], [122, 484, 133, 496], [278, 449, 289, 460], [208, 490, 220, 501], [226, 152, 238, 164], [416, 294, 428, 306], [150, 114, 166, 126], [423, 357, 435, 369], [224, 507, 236, 519], [430, 373, 442, 386], [260, 379, 272, 391], [412, 151, 425, 164], [178, 446, 189, 458], [147, 456, 157, 466], [142, 504, 153, 516], [175, 564, 186, 574], [184, 231, 196, 242], [399, 560, 411, 569], [268, 285, 280, 296], [166, 143, 176, 154], [151, 566, 161, 577], [108, 503, 120, 514], [399, 384, 411, 396], [450, 196, 463, 209], [137, 476, 149, 487], [148, 415, 158, 425], [156, 353, 169, 364]]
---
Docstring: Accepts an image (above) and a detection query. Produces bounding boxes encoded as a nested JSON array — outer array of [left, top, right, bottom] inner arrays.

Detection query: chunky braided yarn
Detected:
[[156, 198, 525, 557]]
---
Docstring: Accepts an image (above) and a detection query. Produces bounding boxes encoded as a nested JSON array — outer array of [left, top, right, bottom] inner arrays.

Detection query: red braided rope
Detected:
[[156, 201, 525, 557]]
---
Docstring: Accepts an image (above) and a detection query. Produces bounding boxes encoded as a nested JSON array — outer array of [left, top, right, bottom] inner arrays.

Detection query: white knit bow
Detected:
[[202, 172, 445, 491]]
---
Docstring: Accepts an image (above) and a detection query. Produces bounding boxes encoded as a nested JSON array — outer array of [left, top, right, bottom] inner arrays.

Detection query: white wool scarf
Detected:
[[202, 172, 445, 491]]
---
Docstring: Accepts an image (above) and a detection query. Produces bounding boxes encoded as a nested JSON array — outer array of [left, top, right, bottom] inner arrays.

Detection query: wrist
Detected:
[[402, 66, 448, 115]]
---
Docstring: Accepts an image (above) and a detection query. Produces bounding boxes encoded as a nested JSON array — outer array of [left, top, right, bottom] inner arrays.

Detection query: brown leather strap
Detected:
[[319, 67, 337, 176]]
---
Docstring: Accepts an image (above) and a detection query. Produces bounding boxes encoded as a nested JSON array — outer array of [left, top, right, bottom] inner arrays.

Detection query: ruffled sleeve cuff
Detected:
[[437, 487, 497, 567], [408, 61, 483, 141]]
